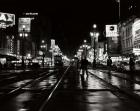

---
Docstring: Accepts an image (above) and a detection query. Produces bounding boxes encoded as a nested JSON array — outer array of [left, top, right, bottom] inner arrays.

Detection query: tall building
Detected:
[[119, 16, 140, 56], [18, 17, 37, 59]]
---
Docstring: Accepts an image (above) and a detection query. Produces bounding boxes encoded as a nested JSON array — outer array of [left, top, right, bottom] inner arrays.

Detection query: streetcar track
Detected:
[[39, 65, 72, 111], [0, 70, 57, 100]]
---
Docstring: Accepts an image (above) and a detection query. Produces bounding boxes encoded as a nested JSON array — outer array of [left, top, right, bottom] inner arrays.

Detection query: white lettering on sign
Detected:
[[18, 18, 31, 32], [106, 25, 118, 37], [133, 48, 140, 55], [133, 19, 140, 38]]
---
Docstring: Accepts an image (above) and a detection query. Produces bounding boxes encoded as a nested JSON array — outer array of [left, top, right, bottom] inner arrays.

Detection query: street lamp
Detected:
[[93, 24, 97, 29], [83, 40, 88, 58], [40, 40, 47, 68], [90, 24, 99, 68], [19, 25, 28, 69]]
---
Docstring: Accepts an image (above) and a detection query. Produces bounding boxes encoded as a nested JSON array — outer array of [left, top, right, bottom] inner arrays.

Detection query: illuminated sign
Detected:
[[24, 13, 38, 16], [0, 12, 15, 28], [18, 18, 31, 32], [106, 25, 118, 37], [51, 39, 55, 49], [133, 48, 140, 55], [132, 19, 140, 38], [17, 40, 20, 55], [98, 48, 104, 60], [107, 37, 120, 55]]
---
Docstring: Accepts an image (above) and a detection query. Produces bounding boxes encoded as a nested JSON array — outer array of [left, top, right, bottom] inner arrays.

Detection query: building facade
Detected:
[[120, 16, 140, 56]]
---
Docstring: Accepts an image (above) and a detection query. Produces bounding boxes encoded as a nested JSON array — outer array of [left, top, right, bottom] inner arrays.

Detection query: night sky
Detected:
[[0, 0, 139, 58]]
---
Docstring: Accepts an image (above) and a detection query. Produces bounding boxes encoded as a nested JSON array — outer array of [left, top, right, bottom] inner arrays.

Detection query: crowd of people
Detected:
[[0, 55, 136, 73], [72, 54, 136, 76]]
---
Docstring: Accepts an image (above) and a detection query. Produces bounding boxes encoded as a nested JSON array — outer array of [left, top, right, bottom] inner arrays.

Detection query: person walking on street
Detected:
[[80, 57, 89, 76], [107, 56, 112, 74], [129, 56, 135, 72], [0, 62, 2, 72]]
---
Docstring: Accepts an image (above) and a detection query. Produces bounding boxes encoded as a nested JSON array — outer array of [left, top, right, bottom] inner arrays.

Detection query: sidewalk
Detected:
[[94, 65, 140, 76]]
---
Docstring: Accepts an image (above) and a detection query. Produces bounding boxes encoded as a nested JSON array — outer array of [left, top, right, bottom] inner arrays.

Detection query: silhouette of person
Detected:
[[80, 57, 89, 76], [129, 56, 135, 72], [0, 62, 2, 72], [93, 59, 96, 68], [107, 56, 112, 74]]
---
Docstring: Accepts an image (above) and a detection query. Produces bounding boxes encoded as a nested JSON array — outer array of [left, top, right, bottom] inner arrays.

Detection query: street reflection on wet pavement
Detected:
[[46, 69, 140, 111], [89, 70, 140, 97], [0, 74, 58, 111], [27, 75, 57, 90], [79, 74, 108, 90], [0, 69, 140, 111]]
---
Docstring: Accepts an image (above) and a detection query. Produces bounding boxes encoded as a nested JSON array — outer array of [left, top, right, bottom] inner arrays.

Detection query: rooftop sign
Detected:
[[0, 12, 15, 28]]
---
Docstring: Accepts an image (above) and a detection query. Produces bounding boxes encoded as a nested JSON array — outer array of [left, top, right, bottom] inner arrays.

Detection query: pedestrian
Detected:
[[93, 59, 96, 68], [107, 56, 112, 74], [76, 58, 80, 70], [129, 56, 135, 72], [0, 62, 2, 72], [73, 57, 79, 69], [80, 57, 89, 76]]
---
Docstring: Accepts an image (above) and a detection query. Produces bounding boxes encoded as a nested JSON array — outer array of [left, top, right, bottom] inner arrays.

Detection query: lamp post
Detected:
[[83, 40, 88, 58], [78, 46, 83, 60], [19, 25, 28, 69], [90, 24, 99, 68], [40, 40, 47, 68]]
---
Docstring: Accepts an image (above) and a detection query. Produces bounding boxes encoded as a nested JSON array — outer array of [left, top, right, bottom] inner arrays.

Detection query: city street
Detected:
[[1, 0, 140, 111], [39, 67, 140, 111], [0, 66, 140, 111], [0, 68, 58, 111]]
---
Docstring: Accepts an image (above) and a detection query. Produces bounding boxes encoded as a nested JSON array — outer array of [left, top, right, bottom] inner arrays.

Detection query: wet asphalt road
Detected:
[[44, 68, 140, 111], [0, 68, 140, 111]]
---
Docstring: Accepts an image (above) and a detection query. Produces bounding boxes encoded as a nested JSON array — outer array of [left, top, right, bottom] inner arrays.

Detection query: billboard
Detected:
[[132, 19, 140, 39], [51, 39, 55, 49], [107, 37, 120, 55], [0, 12, 15, 28], [132, 19, 140, 55], [106, 25, 118, 37], [18, 18, 31, 32]]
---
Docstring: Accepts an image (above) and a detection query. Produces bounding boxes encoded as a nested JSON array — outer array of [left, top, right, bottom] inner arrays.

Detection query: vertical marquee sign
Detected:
[[132, 19, 140, 55]]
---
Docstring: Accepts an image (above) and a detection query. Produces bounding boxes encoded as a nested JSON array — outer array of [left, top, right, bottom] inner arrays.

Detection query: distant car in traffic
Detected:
[[54, 55, 63, 67]]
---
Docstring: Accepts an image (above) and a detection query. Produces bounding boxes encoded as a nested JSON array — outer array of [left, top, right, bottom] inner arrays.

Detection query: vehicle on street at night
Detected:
[[54, 55, 63, 67]]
